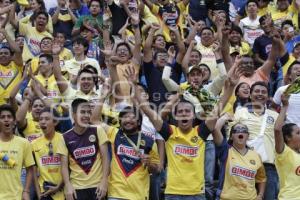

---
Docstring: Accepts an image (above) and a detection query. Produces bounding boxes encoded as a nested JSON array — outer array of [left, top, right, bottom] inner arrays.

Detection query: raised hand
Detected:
[[281, 94, 290, 107], [123, 65, 137, 84], [167, 46, 176, 59]]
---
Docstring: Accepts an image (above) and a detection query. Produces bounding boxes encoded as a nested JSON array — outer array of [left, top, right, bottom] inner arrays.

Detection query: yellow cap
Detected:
[[17, 0, 29, 6]]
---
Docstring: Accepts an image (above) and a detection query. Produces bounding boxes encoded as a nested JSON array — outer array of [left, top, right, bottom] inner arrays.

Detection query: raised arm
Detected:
[[141, 0, 154, 10], [16, 88, 34, 130], [0, 28, 23, 66], [220, 25, 233, 72], [162, 46, 180, 91], [182, 40, 197, 75], [274, 94, 289, 154], [52, 43, 69, 94], [143, 23, 160, 62], [213, 113, 232, 146], [260, 31, 280, 76], [124, 66, 164, 131], [130, 13, 142, 65], [168, 25, 185, 64]]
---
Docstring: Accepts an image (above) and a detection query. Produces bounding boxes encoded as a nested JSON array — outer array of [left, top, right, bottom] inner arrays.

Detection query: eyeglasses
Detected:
[[231, 126, 249, 134], [48, 142, 53, 156]]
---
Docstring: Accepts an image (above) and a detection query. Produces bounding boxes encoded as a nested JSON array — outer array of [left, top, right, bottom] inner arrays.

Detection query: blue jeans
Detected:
[[149, 172, 161, 200], [165, 194, 206, 200], [263, 164, 279, 200], [204, 140, 216, 199]]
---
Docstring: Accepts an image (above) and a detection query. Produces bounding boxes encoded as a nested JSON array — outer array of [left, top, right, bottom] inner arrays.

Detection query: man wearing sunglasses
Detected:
[[32, 107, 65, 200]]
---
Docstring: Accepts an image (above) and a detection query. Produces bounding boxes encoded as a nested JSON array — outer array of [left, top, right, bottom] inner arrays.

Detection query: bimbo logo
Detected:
[[41, 155, 61, 166], [230, 165, 256, 180], [174, 145, 199, 157], [117, 145, 143, 159], [73, 145, 96, 159]]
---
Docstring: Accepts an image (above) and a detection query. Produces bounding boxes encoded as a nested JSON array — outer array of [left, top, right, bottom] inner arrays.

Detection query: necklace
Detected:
[[123, 131, 142, 155]]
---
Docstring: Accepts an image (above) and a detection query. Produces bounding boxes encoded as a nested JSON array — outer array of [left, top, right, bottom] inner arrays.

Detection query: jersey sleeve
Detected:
[[159, 122, 172, 141], [275, 145, 293, 170], [177, 1, 186, 12], [56, 137, 68, 156], [23, 140, 35, 168], [151, 4, 160, 15], [149, 142, 160, 165], [97, 126, 109, 146], [273, 87, 284, 105], [255, 157, 267, 183], [106, 126, 119, 142], [18, 19, 28, 35]]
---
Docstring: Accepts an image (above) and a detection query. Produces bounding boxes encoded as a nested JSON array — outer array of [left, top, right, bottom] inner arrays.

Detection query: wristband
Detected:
[[216, 59, 223, 64]]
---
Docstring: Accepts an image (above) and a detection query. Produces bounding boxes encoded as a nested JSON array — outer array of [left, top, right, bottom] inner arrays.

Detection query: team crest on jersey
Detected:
[[250, 160, 256, 165], [173, 145, 199, 157], [89, 135, 96, 142], [267, 116, 274, 124], [73, 145, 96, 159], [230, 165, 256, 180], [40, 155, 61, 166], [140, 140, 146, 146], [190, 136, 199, 143], [295, 166, 300, 176]]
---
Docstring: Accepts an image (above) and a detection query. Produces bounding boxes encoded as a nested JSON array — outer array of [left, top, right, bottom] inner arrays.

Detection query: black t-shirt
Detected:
[[189, 0, 208, 21], [143, 61, 182, 107], [109, 3, 128, 35], [253, 34, 272, 60], [49, 7, 74, 40]]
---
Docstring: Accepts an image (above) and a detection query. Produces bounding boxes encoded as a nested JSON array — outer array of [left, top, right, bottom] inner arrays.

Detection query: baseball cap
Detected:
[[294, 42, 300, 49], [17, 0, 29, 6], [188, 64, 206, 74]]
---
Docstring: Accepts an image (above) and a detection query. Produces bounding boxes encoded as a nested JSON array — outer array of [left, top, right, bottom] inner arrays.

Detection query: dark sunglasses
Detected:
[[231, 126, 249, 134]]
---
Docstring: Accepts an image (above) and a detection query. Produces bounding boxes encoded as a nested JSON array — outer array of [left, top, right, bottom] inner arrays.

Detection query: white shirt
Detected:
[[273, 85, 300, 127], [239, 16, 264, 47]]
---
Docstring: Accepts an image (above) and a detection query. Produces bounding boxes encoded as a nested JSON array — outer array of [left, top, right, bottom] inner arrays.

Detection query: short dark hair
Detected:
[[116, 42, 132, 57], [80, 65, 99, 89], [230, 25, 243, 36], [281, 20, 293, 29], [40, 37, 53, 48], [119, 106, 143, 128], [39, 107, 60, 120], [71, 98, 89, 113], [0, 104, 16, 120], [174, 98, 195, 115], [88, 0, 101, 8], [246, 0, 258, 7], [191, 49, 202, 57], [34, 10, 49, 22], [287, 60, 300, 75], [200, 27, 214, 36], [72, 36, 89, 55], [282, 123, 297, 144], [153, 48, 168, 60], [153, 34, 166, 43], [53, 31, 65, 38], [259, 15, 268, 25], [250, 81, 269, 94], [39, 54, 53, 63], [0, 45, 13, 55]]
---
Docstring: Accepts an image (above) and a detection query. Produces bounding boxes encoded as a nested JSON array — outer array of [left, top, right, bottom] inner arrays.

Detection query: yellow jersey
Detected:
[[57, 126, 108, 189], [216, 139, 266, 200], [107, 126, 159, 200], [32, 132, 64, 200], [19, 21, 53, 62], [0, 135, 35, 200], [159, 122, 211, 195], [151, 2, 186, 42], [31, 48, 73, 74], [35, 74, 61, 102], [275, 145, 300, 200], [20, 113, 43, 142], [0, 61, 23, 105]]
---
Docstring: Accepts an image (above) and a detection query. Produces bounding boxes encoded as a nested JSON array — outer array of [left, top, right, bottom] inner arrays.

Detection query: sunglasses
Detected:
[[231, 126, 249, 134], [48, 142, 53, 156]]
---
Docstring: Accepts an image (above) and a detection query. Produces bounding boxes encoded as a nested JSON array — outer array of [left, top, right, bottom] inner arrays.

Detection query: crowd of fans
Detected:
[[0, 0, 300, 199]]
